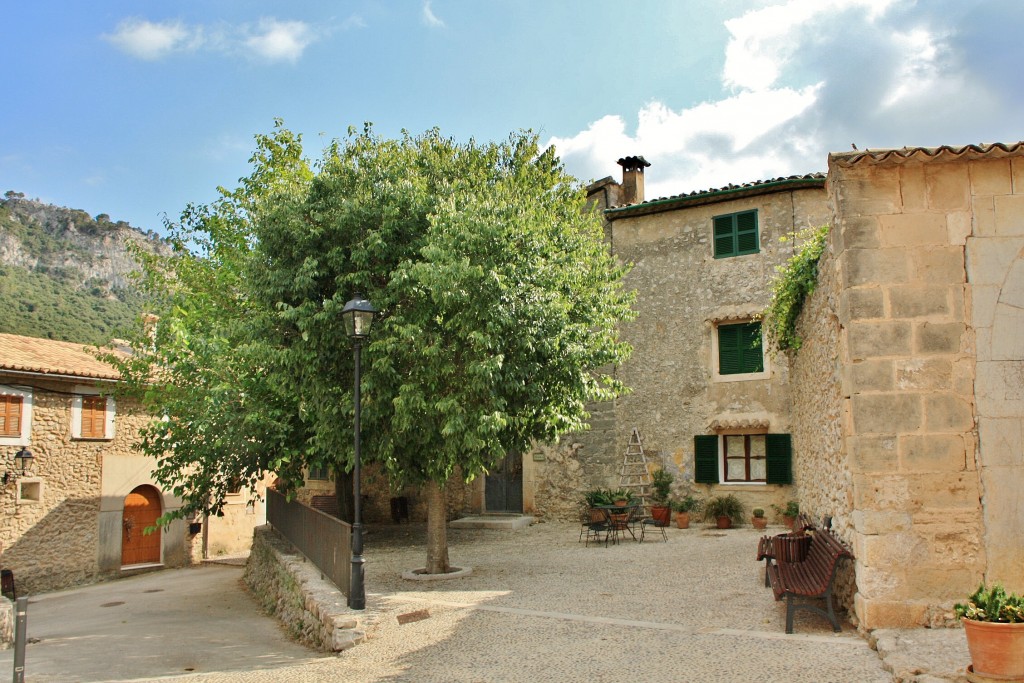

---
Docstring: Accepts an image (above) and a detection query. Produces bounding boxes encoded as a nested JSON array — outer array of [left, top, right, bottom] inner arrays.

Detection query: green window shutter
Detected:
[[714, 215, 736, 258], [735, 210, 759, 254], [740, 322, 764, 373], [719, 322, 762, 375], [718, 324, 742, 374], [765, 433, 792, 484], [694, 435, 719, 483]]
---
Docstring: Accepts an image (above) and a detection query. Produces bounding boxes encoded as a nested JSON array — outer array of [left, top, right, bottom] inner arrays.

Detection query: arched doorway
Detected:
[[122, 485, 162, 566]]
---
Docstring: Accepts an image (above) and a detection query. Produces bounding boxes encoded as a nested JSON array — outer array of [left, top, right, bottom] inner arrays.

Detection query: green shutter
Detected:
[[713, 216, 735, 257], [694, 435, 719, 483], [736, 210, 759, 254], [740, 322, 764, 373], [718, 324, 741, 374], [765, 433, 792, 484]]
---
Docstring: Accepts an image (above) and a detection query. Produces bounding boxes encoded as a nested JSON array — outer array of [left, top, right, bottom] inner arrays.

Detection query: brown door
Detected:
[[122, 485, 162, 566]]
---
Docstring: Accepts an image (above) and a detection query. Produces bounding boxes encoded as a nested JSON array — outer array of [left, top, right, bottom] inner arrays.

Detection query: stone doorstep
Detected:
[[448, 514, 536, 530]]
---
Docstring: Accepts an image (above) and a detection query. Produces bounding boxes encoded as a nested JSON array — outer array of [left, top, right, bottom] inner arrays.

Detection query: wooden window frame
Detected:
[[714, 321, 767, 381], [0, 387, 32, 446], [71, 391, 115, 441], [0, 395, 22, 438], [694, 433, 792, 485], [713, 209, 759, 258], [723, 434, 767, 483]]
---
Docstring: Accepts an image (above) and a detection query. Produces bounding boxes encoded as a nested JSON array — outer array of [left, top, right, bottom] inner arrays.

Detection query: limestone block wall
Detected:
[[965, 154, 1024, 590], [828, 153, 986, 628], [608, 188, 831, 512]]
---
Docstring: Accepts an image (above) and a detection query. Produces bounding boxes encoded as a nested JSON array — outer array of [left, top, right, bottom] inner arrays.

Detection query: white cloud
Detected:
[[104, 17, 317, 64], [423, 1, 445, 28], [548, 0, 1019, 200], [244, 19, 315, 63], [104, 19, 196, 61]]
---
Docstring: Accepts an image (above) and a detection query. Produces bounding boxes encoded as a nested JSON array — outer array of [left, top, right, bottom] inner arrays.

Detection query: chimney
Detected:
[[617, 156, 651, 205]]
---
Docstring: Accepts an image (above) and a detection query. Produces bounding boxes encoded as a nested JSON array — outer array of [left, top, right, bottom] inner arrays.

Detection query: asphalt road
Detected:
[[0, 564, 325, 682]]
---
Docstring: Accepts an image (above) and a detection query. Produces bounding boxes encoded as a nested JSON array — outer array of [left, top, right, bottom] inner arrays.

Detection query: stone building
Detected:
[[0, 333, 264, 594], [791, 142, 1024, 629]]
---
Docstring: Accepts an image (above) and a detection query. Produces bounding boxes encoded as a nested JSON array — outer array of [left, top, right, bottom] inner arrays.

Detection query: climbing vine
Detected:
[[762, 224, 829, 352]]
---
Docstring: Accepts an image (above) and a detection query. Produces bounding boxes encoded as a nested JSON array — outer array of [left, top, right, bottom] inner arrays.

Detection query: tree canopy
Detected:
[[109, 122, 635, 573]]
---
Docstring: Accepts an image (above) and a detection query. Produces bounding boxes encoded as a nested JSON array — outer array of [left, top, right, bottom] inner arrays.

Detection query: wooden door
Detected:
[[484, 451, 523, 513], [122, 485, 162, 566]]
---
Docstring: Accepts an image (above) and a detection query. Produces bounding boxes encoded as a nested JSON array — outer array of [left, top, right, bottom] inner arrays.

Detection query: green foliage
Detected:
[[650, 468, 673, 503], [762, 224, 829, 352], [672, 495, 701, 513], [772, 500, 800, 517], [955, 583, 1024, 623], [703, 494, 744, 523], [583, 488, 613, 508], [752, 508, 765, 518], [608, 488, 634, 503]]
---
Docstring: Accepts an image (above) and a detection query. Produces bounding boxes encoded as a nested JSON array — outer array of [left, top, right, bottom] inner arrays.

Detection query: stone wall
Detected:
[[607, 187, 832, 515], [244, 525, 365, 651], [826, 151, 989, 628], [788, 239, 858, 616]]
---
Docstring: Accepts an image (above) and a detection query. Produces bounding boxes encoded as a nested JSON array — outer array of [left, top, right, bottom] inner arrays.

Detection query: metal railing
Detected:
[[266, 488, 351, 594]]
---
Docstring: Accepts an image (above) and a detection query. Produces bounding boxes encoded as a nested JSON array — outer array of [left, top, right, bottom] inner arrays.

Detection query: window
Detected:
[[308, 465, 330, 481], [716, 321, 764, 376], [713, 210, 759, 258], [0, 387, 32, 446], [71, 392, 115, 440], [0, 395, 21, 437], [81, 396, 106, 438], [694, 433, 792, 485]]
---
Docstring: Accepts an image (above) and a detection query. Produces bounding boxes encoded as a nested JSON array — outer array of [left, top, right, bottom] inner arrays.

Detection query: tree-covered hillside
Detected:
[[0, 191, 169, 345]]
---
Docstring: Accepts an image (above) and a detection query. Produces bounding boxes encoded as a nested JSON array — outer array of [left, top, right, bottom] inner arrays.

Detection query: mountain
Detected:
[[0, 191, 172, 345]]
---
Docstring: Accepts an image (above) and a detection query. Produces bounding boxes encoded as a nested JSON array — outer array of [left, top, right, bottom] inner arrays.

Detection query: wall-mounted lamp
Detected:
[[3, 447, 33, 486]]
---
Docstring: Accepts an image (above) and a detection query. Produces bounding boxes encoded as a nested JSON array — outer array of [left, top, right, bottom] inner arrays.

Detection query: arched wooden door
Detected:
[[122, 485, 162, 566]]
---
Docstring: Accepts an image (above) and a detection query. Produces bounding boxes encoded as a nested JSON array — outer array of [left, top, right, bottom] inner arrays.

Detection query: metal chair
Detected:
[[579, 509, 610, 547], [639, 516, 667, 542]]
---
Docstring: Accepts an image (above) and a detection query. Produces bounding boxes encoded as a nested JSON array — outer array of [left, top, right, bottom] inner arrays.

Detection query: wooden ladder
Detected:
[[619, 428, 652, 510]]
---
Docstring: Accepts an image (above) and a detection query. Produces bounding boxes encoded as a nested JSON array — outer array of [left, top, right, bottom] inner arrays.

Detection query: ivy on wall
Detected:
[[762, 224, 829, 352]]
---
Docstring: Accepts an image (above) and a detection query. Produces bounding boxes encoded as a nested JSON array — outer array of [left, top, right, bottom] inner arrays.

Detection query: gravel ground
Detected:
[[140, 520, 895, 683]]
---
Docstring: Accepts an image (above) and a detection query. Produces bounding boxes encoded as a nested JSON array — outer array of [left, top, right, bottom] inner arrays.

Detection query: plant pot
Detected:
[[752, 516, 768, 530], [651, 504, 671, 527], [715, 515, 732, 529], [588, 508, 604, 524], [675, 512, 690, 529], [962, 618, 1024, 680], [613, 499, 628, 507], [783, 515, 796, 531]]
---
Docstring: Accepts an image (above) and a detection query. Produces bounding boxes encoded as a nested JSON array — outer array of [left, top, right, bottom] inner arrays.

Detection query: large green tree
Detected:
[[251, 125, 634, 572], [111, 123, 634, 575]]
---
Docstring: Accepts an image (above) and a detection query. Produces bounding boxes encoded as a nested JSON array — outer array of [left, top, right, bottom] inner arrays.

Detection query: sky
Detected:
[[3, 0, 1023, 235]]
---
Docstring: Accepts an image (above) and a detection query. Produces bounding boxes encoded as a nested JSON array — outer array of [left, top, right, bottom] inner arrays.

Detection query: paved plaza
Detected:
[[0, 521, 972, 682]]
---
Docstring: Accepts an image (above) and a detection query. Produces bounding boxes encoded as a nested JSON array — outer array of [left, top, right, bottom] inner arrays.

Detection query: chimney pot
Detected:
[[617, 156, 650, 204]]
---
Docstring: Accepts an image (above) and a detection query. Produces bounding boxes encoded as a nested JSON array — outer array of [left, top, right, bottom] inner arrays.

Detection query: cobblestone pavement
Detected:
[[25, 520, 918, 683]]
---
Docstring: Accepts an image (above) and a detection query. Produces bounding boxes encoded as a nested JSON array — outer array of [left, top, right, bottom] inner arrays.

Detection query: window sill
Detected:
[[713, 370, 770, 383]]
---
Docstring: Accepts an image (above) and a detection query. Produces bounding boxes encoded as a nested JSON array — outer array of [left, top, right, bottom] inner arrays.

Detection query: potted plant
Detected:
[[649, 469, 673, 526], [704, 494, 743, 529], [671, 495, 701, 529], [772, 500, 800, 529], [583, 488, 612, 523], [609, 488, 633, 507], [955, 582, 1024, 680], [751, 507, 768, 530]]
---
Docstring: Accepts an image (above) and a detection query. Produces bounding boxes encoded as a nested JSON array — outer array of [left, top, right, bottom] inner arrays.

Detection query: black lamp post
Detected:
[[341, 293, 377, 610]]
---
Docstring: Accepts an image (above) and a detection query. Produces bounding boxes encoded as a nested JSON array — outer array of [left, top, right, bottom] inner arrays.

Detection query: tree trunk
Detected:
[[425, 480, 450, 574], [334, 470, 355, 524]]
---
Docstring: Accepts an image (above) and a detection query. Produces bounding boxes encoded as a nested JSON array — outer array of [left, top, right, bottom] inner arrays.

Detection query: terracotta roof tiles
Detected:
[[0, 333, 125, 382], [830, 141, 1024, 167]]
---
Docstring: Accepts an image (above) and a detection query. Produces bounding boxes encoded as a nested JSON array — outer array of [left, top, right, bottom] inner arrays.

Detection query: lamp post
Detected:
[[341, 293, 377, 610]]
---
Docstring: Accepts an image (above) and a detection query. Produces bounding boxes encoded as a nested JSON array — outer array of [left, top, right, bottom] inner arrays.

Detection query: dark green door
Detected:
[[485, 451, 523, 513]]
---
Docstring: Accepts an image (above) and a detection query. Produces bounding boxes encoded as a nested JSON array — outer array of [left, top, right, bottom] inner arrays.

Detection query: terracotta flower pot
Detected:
[[752, 516, 768, 530], [783, 515, 796, 530], [962, 619, 1024, 680], [675, 512, 690, 529], [651, 504, 671, 526], [715, 515, 732, 529]]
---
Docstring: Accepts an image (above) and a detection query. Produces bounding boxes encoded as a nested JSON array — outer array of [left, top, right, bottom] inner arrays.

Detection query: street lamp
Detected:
[[341, 293, 377, 610]]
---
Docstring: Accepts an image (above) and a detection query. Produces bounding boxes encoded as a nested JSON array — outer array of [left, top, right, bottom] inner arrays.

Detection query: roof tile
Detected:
[[0, 333, 124, 382]]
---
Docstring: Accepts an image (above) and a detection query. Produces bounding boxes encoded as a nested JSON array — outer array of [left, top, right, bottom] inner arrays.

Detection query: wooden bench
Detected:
[[755, 513, 816, 586], [766, 528, 853, 633]]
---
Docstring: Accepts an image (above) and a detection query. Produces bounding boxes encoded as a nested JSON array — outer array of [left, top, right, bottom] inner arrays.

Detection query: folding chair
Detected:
[[639, 516, 667, 542]]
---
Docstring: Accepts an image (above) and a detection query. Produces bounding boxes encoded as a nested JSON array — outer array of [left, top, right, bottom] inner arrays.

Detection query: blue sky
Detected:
[[3, 1, 1023, 234]]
